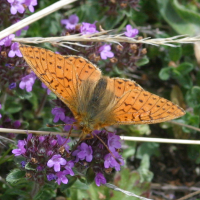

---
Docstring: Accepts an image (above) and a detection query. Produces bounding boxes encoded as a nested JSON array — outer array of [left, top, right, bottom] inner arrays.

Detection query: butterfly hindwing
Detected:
[[107, 78, 185, 125]]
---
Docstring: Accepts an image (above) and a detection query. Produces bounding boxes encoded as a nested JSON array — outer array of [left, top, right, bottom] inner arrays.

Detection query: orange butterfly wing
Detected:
[[19, 45, 101, 116], [108, 78, 185, 125]]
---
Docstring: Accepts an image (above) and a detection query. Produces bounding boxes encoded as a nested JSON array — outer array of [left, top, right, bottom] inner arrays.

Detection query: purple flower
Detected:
[[37, 165, 43, 171], [50, 139, 57, 146], [104, 151, 124, 171], [27, 133, 32, 141], [0, 34, 15, 47], [0, 104, 1, 109], [7, 0, 25, 15], [8, 42, 22, 57], [39, 136, 45, 143], [124, 25, 139, 38], [63, 116, 76, 132], [72, 142, 93, 162], [19, 72, 36, 92], [21, 161, 26, 168], [47, 173, 57, 181], [24, 0, 37, 12], [51, 107, 65, 123], [41, 83, 51, 95], [56, 134, 70, 152], [13, 120, 21, 128], [80, 22, 98, 35], [99, 44, 114, 60], [12, 140, 26, 156], [47, 150, 53, 157], [107, 132, 121, 152], [47, 154, 67, 172], [64, 160, 74, 176], [95, 172, 106, 187], [56, 170, 69, 185], [61, 14, 79, 30], [9, 82, 17, 89]]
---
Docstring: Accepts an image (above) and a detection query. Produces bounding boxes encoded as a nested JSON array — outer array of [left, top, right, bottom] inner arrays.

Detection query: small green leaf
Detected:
[[6, 169, 25, 184], [137, 154, 154, 182], [86, 168, 95, 185], [159, 67, 172, 80], [176, 62, 194, 75], [5, 102, 22, 114], [169, 46, 182, 62], [25, 162, 36, 171], [135, 56, 149, 67]]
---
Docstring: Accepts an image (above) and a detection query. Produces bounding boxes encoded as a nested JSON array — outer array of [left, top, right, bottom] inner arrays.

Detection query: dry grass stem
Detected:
[[1, 127, 200, 145], [0, 0, 77, 40], [105, 183, 153, 200], [12, 34, 200, 47], [0, 127, 79, 137]]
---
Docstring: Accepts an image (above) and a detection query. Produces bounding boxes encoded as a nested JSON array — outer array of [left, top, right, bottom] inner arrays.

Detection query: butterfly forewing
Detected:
[[19, 45, 79, 115], [64, 56, 101, 84]]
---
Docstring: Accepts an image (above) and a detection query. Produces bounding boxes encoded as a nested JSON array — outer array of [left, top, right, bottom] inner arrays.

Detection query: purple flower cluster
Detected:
[[59, 15, 142, 67], [0, 35, 22, 58], [0, 0, 38, 90], [72, 130, 124, 187], [7, 0, 37, 15], [12, 130, 124, 187], [12, 134, 73, 185]]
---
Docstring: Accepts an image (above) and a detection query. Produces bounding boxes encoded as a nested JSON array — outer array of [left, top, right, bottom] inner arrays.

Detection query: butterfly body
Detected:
[[19, 44, 185, 139], [75, 76, 117, 135]]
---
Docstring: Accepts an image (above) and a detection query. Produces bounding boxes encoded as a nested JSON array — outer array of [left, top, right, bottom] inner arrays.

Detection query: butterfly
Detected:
[[19, 44, 185, 139]]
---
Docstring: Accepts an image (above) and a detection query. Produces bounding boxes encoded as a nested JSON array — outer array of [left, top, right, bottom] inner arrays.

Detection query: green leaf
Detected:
[[86, 168, 95, 185], [159, 67, 172, 80], [60, 176, 77, 190], [6, 169, 26, 184], [169, 46, 182, 62], [174, 74, 193, 89], [137, 154, 154, 182], [5, 101, 22, 114], [137, 143, 160, 159], [157, 0, 200, 35], [176, 62, 194, 75], [135, 56, 149, 67]]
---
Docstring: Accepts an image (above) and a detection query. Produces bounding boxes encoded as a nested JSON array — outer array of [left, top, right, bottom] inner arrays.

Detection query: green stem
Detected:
[[30, 182, 41, 199]]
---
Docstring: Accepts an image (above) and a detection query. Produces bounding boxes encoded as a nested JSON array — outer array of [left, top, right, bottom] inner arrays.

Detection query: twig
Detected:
[[0, 0, 77, 40], [0, 135, 15, 144], [105, 183, 153, 200], [170, 121, 200, 132], [1, 127, 200, 145], [12, 34, 200, 47], [0, 127, 79, 137], [151, 183, 200, 192], [177, 190, 200, 200]]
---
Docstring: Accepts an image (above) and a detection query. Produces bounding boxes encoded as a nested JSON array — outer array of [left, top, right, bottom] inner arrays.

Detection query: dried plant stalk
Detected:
[[1, 127, 200, 145], [0, 0, 77, 40], [13, 33, 200, 47]]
